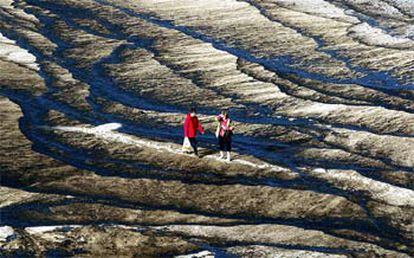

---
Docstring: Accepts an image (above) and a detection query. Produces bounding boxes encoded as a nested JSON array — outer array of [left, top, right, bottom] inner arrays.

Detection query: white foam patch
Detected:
[[51, 124, 184, 153], [8, 51, 37, 65], [25, 225, 80, 235], [234, 159, 282, 171], [175, 250, 214, 258], [313, 168, 326, 173], [25, 226, 63, 234], [311, 168, 414, 207], [349, 22, 414, 48], [94, 122, 122, 132], [0, 0, 13, 8], [0, 226, 14, 241], [0, 32, 39, 70]]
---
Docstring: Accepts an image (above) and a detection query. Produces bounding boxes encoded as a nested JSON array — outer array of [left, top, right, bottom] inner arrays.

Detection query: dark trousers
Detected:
[[219, 135, 232, 151], [188, 137, 198, 155]]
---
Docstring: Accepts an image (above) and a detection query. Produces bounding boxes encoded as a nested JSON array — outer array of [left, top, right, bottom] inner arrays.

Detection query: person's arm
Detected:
[[197, 117, 205, 134], [228, 119, 234, 131]]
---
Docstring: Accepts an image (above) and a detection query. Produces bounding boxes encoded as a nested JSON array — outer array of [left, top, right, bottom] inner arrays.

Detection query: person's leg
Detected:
[[226, 136, 232, 161], [189, 137, 198, 156], [218, 137, 225, 158], [226, 151, 231, 162], [219, 151, 225, 159]]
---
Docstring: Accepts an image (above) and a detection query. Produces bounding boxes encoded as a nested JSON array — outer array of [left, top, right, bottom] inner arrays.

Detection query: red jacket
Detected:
[[184, 113, 204, 138]]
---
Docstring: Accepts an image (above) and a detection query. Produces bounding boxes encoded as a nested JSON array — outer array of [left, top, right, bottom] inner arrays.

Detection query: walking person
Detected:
[[216, 110, 234, 162], [183, 107, 204, 157]]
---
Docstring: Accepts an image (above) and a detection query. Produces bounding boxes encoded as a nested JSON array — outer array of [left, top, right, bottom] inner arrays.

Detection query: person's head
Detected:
[[189, 107, 197, 117], [221, 110, 229, 119]]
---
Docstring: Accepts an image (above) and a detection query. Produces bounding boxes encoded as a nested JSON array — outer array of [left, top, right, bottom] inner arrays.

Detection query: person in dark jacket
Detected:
[[183, 107, 204, 157], [216, 110, 234, 161]]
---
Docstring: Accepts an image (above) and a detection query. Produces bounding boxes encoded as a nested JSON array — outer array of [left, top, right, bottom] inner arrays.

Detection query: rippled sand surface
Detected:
[[1, 0, 413, 256]]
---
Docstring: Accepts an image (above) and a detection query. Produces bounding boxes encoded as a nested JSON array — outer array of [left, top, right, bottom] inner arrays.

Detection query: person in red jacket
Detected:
[[183, 107, 204, 157]]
